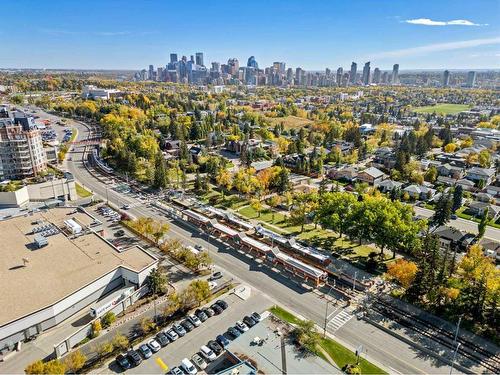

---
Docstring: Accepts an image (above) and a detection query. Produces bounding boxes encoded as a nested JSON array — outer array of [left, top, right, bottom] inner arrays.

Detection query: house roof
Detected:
[[360, 167, 384, 179], [467, 167, 495, 177], [376, 179, 403, 189], [434, 225, 466, 242]]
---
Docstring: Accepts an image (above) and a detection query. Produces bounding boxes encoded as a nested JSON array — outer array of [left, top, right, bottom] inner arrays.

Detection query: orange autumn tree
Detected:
[[386, 259, 418, 289]]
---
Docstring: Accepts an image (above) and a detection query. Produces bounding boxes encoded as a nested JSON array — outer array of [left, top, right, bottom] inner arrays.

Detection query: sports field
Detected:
[[268, 115, 313, 129], [413, 103, 471, 115]]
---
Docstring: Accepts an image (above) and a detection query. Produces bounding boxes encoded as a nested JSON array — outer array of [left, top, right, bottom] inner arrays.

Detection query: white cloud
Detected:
[[369, 37, 500, 59], [405, 18, 487, 26]]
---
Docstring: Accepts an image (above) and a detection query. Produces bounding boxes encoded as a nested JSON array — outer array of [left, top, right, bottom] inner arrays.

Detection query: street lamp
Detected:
[[449, 342, 461, 375], [323, 284, 334, 337], [453, 315, 462, 349]]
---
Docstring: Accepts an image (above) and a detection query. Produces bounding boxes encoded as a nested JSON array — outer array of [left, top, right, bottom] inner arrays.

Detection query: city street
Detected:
[[60, 113, 463, 374]]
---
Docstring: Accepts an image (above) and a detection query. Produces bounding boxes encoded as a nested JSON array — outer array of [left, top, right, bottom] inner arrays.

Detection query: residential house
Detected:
[[466, 201, 500, 220], [375, 179, 403, 193], [486, 185, 500, 198], [332, 166, 358, 182], [189, 146, 203, 163], [476, 192, 494, 203], [403, 184, 436, 200], [456, 178, 476, 191], [162, 140, 181, 156], [433, 225, 470, 253], [437, 163, 464, 179], [357, 167, 385, 185], [465, 167, 496, 186], [479, 238, 500, 262]]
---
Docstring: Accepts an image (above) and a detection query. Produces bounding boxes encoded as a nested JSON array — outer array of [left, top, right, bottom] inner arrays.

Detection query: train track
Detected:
[[370, 297, 500, 373]]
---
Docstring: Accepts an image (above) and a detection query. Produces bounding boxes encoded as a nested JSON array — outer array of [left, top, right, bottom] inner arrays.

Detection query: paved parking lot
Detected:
[[101, 290, 273, 374]]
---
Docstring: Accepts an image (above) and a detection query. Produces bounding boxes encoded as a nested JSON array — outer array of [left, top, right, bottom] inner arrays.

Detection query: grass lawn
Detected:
[[269, 306, 387, 374], [320, 338, 387, 374], [238, 205, 309, 234], [268, 115, 313, 129], [269, 306, 303, 325], [413, 103, 471, 115], [456, 207, 500, 229], [75, 183, 92, 198]]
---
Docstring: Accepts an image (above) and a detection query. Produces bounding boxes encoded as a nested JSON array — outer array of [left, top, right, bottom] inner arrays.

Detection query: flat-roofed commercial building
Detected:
[[0, 207, 158, 351]]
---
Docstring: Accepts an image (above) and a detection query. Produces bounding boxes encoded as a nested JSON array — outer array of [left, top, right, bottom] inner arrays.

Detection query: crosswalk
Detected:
[[327, 309, 354, 333]]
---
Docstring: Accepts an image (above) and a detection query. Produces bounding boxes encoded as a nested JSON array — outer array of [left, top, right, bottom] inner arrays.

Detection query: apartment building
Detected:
[[0, 112, 47, 180]]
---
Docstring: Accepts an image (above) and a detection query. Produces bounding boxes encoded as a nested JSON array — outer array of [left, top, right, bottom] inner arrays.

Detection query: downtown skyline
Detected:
[[1, 0, 499, 71]]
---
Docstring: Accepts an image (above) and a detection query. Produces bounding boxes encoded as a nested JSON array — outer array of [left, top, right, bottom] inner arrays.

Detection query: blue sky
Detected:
[[1, 0, 499, 70]]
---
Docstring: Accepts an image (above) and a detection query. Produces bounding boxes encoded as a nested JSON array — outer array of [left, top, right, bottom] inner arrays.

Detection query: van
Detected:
[[180, 358, 197, 374], [199, 345, 216, 362]]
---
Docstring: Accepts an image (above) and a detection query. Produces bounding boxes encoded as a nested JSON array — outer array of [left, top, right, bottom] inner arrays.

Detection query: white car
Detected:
[[188, 314, 201, 327], [147, 339, 161, 353], [199, 345, 216, 362], [236, 320, 249, 332], [165, 328, 178, 341], [208, 281, 218, 290], [180, 358, 197, 375]]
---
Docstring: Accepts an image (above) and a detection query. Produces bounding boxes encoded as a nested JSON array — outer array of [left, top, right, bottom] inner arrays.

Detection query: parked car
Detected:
[[127, 349, 142, 366], [122, 204, 131, 210], [251, 312, 262, 322], [156, 332, 170, 346], [235, 320, 249, 333], [147, 339, 161, 353], [199, 345, 217, 362], [173, 324, 187, 337], [451, 214, 458, 220], [116, 354, 131, 370], [165, 328, 179, 341], [181, 319, 195, 332], [207, 340, 224, 355], [115, 229, 125, 237], [188, 314, 202, 327], [138, 344, 152, 359], [216, 334, 230, 348], [191, 353, 207, 370], [209, 271, 223, 280], [203, 307, 215, 317], [180, 358, 197, 375], [227, 326, 241, 339], [169, 366, 183, 375], [211, 303, 223, 314], [243, 315, 257, 327], [215, 300, 228, 310], [195, 309, 208, 322]]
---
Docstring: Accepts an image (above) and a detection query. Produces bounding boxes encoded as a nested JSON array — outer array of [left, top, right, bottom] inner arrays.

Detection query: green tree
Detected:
[[452, 185, 463, 213], [432, 193, 452, 227], [153, 150, 169, 189], [293, 319, 321, 353], [100, 311, 116, 328], [477, 208, 489, 239], [267, 195, 281, 223], [250, 198, 263, 217], [317, 192, 357, 239], [164, 291, 182, 316], [148, 267, 168, 295]]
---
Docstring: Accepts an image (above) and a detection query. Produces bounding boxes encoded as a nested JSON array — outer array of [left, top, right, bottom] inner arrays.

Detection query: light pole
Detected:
[[322, 286, 334, 337], [453, 315, 462, 349], [449, 342, 461, 375], [352, 271, 357, 292]]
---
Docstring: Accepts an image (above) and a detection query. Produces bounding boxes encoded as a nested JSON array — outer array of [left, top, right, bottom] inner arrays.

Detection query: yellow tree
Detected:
[[386, 259, 418, 289], [112, 333, 129, 351], [64, 350, 87, 373], [25, 360, 45, 374]]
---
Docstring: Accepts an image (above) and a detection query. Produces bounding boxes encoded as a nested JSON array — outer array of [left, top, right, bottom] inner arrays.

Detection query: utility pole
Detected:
[[352, 271, 357, 292]]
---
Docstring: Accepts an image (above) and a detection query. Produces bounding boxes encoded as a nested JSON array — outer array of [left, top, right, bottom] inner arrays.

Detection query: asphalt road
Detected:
[[58, 113, 460, 374]]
